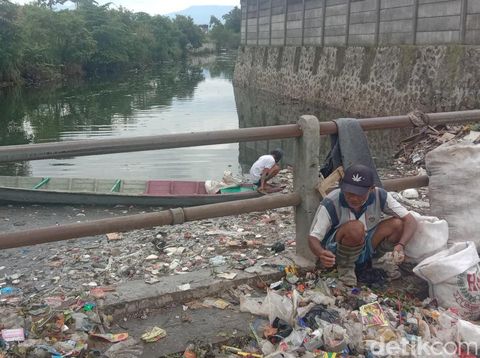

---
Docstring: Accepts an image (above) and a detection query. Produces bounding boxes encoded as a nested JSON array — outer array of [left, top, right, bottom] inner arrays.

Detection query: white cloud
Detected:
[[10, 0, 240, 15]]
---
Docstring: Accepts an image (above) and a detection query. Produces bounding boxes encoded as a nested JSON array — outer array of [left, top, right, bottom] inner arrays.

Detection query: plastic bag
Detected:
[[413, 241, 480, 319], [404, 211, 449, 263], [103, 337, 143, 358], [265, 290, 297, 326], [204, 180, 222, 194], [222, 170, 241, 186], [426, 142, 480, 251], [458, 319, 480, 347], [278, 329, 307, 352], [239, 296, 267, 317]]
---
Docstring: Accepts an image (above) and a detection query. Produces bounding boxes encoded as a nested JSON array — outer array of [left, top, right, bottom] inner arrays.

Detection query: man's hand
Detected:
[[393, 244, 405, 264], [318, 248, 336, 268]]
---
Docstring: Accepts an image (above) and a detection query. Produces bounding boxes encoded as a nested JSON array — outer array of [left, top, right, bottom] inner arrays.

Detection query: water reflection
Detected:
[[0, 52, 408, 181], [0, 60, 241, 179], [235, 86, 410, 173]]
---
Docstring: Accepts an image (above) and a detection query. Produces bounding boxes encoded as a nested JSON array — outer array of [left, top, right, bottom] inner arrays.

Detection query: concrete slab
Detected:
[[103, 253, 315, 319], [90, 306, 256, 357]]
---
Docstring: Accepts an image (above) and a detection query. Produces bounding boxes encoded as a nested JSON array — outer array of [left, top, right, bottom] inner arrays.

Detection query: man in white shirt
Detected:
[[308, 164, 417, 286], [249, 149, 283, 192]]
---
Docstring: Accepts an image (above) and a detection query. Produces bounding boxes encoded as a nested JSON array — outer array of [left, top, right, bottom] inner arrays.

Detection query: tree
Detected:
[[174, 15, 204, 49], [36, 0, 67, 9], [223, 6, 241, 33], [0, 1, 22, 82], [0, 1, 202, 84], [208, 8, 241, 50], [209, 15, 221, 28], [54, 11, 96, 65]]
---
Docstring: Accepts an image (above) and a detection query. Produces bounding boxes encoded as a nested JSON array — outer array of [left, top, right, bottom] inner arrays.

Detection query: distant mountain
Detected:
[[168, 5, 235, 25]]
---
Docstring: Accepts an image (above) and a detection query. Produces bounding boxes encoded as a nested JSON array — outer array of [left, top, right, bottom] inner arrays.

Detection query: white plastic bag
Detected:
[[458, 319, 480, 348], [204, 180, 221, 194], [239, 295, 267, 317], [404, 211, 449, 263], [426, 142, 480, 250], [222, 170, 240, 186], [413, 241, 480, 319], [265, 289, 298, 326]]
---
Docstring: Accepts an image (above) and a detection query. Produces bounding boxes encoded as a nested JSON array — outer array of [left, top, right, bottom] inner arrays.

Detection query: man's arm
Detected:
[[382, 191, 418, 251], [397, 212, 417, 247], [308, 236, 336, 267], [259, 168, 270, 189]]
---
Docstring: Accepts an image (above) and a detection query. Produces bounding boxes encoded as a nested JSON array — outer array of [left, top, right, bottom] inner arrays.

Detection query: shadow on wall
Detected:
[[234, 86, 411, 173]]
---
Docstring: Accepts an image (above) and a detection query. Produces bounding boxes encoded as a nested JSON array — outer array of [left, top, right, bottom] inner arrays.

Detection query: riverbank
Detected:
[[2, 122, 479, 357], [0, 161, 430, 356]]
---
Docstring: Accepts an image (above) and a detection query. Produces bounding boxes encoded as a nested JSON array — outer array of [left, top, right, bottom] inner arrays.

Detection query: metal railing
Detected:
[[0, 110, 478, 163], [0, 110, 478, 256]]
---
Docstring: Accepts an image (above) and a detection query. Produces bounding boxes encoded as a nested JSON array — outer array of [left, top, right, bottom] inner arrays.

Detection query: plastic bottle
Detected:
[[0, 287, 20, 295]]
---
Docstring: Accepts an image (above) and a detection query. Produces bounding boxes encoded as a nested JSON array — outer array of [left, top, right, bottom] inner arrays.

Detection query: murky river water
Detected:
[[0, 52, 408, 181]]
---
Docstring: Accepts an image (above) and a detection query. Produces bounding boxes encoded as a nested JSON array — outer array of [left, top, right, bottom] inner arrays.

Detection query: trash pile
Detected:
[[0, 171, 298, 357], [394, 124, 480, 166], [232, 265, 480, 358], [0, 173, 296, 288]]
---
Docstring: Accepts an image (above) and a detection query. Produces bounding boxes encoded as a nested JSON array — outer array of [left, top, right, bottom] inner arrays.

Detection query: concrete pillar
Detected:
[[284, 0, 288, 46], [460, 0, 468, 44], [269, 0, 273, 46], [345, 0, 351, 46], [375, 0, 380, 45], [413, 0, 419, 45], [301, 0, 306, 46], [294, 115, 320, 260], [244, 0, 248, 44], [256, 0, 260, 46], [321, 0, 326, 47]]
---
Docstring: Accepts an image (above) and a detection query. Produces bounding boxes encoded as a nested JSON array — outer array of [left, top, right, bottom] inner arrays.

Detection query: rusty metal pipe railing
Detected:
[[0, 110, 478, 162], [0, 125, 302, 162], [0, 175, 429, 250], [383, 175, 429, 192], [0, 192, 301, 250], [318, 109, 480, 134]]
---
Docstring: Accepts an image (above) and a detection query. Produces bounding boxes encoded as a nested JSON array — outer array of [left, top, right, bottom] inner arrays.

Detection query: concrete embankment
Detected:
[[234, 45, 480, 116]]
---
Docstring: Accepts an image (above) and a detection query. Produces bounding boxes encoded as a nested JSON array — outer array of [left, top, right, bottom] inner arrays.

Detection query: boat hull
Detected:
[[0, 187, 262, 207]]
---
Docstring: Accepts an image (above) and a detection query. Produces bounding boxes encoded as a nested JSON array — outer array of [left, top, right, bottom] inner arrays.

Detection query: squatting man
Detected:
[[308, 164, 418, 286], [249, 149, 283, 192]]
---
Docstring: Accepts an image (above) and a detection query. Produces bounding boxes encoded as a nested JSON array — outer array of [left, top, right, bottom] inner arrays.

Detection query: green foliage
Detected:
[[0, 1, 22, 83], [0, 1, 205, 85], [208, 7, 241, 50], [174, 15, 204, 49], [223, 6, 241, 33]]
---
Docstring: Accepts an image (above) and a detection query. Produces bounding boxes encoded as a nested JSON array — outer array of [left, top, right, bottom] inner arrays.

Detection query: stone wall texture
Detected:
[[233, 45, 480, 116]]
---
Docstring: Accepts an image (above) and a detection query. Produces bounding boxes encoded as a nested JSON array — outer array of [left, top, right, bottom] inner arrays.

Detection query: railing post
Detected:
[[321, 0, 326, 47], [284, 0, 288, 46], [375, 0, 380, 45], [301, 0, 306, 46], [269, 0, 273, 46], [412, 0, 419, 45], [345, 0, 351, 46], [460, 0, 467, 44], [256, 0, 260, 46], [294, 115, 320, 260]]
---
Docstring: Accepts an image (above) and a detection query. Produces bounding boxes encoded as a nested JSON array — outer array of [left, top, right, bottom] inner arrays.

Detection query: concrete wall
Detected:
[[233, 45, 480, 116], [239, 0, 480, 46]]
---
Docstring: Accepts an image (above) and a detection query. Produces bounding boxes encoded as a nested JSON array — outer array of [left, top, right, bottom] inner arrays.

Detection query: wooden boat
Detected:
[[0, 176, 265, 207]]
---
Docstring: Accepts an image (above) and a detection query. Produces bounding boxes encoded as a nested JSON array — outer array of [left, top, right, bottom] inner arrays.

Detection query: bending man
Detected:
[[308, 164, 417, 286], [249, 149, 283, 192]]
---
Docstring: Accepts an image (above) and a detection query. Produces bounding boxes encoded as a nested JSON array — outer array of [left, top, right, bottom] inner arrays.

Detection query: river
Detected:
[[0, 52, 408, 181]]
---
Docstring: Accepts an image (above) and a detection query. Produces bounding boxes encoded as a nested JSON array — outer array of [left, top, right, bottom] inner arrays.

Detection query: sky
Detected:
[[11, 0, 240, 15]]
